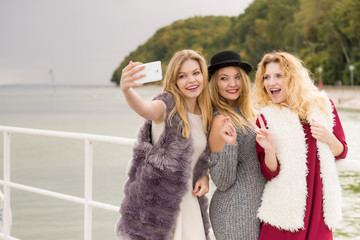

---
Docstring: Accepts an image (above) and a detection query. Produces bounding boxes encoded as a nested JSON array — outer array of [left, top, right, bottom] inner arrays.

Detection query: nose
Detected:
[[229, 77, 237, 86], [268, 76, 276, 85], [188, 74, 197, 83]]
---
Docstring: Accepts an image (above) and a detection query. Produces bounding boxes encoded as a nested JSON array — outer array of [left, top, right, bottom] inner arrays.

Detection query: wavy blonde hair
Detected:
[[253, 51, 327, 120], [162, 49, 212, 138], [209, 66, 256, 132]]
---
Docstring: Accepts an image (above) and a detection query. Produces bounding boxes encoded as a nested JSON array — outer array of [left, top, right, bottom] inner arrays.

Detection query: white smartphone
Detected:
[[134, 61, 162, 84]]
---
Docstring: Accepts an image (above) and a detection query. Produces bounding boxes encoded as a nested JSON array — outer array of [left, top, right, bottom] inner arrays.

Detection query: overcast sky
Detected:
[[0, 0, 253, 86]]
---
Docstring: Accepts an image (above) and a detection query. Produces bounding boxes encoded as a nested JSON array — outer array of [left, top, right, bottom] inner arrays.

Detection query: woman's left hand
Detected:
[[310, 119, 333, 144], [193, 175, 209, 197]]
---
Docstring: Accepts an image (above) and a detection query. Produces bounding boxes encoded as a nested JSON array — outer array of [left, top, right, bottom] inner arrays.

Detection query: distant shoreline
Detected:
[[321, 86, 360, 112], [1, 84, 359, 111]]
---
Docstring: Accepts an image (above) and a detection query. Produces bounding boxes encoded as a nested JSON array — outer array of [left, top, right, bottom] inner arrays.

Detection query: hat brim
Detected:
[[208, 61, 252, 79]]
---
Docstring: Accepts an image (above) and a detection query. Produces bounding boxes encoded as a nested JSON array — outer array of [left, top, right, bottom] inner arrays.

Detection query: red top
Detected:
[[256, 101, 348, 240]]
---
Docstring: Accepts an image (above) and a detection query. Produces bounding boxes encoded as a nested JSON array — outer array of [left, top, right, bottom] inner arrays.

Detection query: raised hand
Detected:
[[248, 114, 278, 172], [309, 119, 333, 144], [248, 115, 275, 153], [119, 61, 165, 122], [310, 119, 344, 157], [219, 116, 237, 145], [120, 61, 146, 92]]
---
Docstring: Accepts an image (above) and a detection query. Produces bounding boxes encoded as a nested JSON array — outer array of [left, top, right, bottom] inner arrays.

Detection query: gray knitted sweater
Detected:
[[209, 108, 266, 240]]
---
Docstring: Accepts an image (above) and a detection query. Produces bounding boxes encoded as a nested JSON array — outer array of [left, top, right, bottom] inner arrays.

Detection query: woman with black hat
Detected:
[[207, 50, 266, 240]]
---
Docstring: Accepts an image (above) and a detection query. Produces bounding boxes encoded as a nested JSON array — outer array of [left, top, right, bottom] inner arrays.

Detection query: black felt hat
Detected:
[[208, 50, 252, 79]]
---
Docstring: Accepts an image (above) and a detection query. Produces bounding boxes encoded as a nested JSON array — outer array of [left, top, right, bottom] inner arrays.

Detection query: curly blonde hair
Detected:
[[162, 49, 212, 138], [253, 51, 327, 120]]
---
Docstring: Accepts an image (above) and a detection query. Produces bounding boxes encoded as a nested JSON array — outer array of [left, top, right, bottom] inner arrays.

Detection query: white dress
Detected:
[[152, 111, 207, 240]]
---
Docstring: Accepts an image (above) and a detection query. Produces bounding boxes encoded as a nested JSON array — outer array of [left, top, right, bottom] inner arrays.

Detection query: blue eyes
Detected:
[[219, 75, 240, 81], [179, 71, 201, 79], [264, 74, 282, 80]]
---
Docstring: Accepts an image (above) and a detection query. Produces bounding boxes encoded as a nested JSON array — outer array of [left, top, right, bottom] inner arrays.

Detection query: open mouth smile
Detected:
[[227, 89, 239, 94], [270, 88, 281, 97], [186, 85, 199, 91]]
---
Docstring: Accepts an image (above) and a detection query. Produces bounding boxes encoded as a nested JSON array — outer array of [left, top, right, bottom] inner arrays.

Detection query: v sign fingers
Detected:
[[250, 114, 276, 153], [258, 114, 267, 129]]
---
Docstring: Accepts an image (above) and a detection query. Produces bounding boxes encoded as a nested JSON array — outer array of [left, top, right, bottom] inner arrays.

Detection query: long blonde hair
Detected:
[[209, 66, 256, 132], [253, 51, 328, 120], [162, 49, 212, 138]]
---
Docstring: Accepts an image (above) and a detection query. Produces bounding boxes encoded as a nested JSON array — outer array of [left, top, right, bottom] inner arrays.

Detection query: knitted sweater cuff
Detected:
[[210, 143, 238, 161]]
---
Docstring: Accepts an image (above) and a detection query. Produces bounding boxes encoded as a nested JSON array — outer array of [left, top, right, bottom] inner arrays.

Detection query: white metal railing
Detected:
[[0, 125, 136, 240], [0, 125, 359, 240]]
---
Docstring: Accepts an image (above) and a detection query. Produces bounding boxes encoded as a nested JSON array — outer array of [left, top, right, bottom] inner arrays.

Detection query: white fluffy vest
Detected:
[[257, 97, 342, 231]]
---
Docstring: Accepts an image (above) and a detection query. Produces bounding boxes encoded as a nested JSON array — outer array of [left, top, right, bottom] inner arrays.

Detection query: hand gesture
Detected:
[[219, 117, 237, 145], [193, 175, 209, 197], [248, 115, 275, 153], [310, 119, 333, 144], [120, 61, 146, 92]]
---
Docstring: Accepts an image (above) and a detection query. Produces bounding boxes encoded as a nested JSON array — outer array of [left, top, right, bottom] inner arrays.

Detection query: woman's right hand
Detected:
[[248, 115, 275, 153], [119, 61, 164, 122], [219, 116, 237, 145], [209, 115, 236, 152], [249, 115, 278, 172], [120, 61, 146, 92]]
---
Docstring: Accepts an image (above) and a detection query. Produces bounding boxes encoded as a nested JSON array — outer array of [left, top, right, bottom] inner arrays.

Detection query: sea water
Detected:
[[0, 85, 359, 240]]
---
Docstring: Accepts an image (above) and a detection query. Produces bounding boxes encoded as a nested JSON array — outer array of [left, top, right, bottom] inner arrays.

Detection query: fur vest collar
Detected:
[[257, 97, 342, 231], [116, 92, 210, 240]]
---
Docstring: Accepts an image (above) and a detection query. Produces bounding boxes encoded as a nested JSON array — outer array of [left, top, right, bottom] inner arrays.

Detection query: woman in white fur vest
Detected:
[[249, 51, 348, 240]]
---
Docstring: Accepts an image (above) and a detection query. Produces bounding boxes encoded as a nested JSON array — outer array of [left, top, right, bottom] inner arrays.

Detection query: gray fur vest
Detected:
[[116, 92, 211, 240]]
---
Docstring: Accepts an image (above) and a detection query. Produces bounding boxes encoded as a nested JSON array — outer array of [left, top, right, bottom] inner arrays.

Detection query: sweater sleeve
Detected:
[[330, 99, 348, 160], [209, 143, 238, 191], [256, 114, 280, 180]]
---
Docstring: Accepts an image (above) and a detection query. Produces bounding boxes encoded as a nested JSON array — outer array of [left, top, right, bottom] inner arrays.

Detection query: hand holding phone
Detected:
[[134, 61, 162, 84]]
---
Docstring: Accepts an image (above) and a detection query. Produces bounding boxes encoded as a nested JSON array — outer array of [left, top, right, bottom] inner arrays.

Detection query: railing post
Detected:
[[84, 139, 93, 240], [3, 131, 11, 238]]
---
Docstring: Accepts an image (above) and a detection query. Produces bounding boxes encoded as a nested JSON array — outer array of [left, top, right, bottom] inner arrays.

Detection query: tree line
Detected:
[[111, 0, 359, 86]]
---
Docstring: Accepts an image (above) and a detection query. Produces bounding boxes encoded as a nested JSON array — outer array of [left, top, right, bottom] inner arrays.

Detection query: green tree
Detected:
[[111, 16, 232, 85], [111, 0, 360, 85], [265, 0, 300, 50]]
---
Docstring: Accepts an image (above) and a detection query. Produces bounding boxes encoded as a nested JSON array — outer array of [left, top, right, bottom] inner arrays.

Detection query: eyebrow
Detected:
[[178, 68, 200, 75], [218, 73, 228, 77], [218, 72, 239, 77], [264, 72, 282, 75]]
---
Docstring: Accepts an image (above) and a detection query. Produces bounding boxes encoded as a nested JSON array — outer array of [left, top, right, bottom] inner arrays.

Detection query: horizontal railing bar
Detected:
[[335, 159, 360, 172], [0, 233, 21, 240], [0, 181, 119, 212], [0, 126, 136, 145], [88, 200, 119, 212], [0, 181, 85, 204]]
